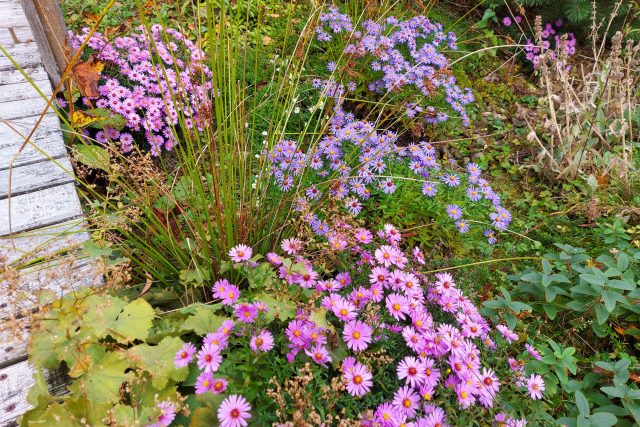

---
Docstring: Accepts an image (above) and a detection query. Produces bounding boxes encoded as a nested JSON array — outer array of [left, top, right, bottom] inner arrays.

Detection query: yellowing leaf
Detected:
[[71, 111, 98, 128], [181, 306, 228, 335], [109, 298, 155, 343], [68, 351, 129, 404], [91, 61, 105, 73], [128, 337, 188, 389]]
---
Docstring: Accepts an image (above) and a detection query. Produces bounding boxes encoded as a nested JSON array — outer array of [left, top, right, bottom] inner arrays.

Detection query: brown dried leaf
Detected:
[[72, 55, 101, 98]]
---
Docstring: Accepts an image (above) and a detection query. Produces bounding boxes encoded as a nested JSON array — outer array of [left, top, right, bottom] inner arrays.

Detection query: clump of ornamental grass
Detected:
[[58, 1, 513, 300]]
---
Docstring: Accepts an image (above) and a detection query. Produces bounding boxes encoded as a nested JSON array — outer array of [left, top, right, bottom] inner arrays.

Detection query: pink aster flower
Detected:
[[375, 245, 397, 268], [266, 252, 282, 265], [234, 302, 258, 324], [354, 228, 373, 244], [496, 324, 519, 343], [218, 394, 252, 427], [412, 246, 425, 265], [250, 330, 275, 353], [212, 279, 230, 299], [392, 385, 420, 418], [525, 343, 543, 361], [479, 367, 500, 395], [343, 320, 373, 352], [174, 342, 196, 368], [195, 371, 214, 394], [306, 344, 332, 367], [197, 344, 222, 373], [147, 400, 176, 427], [386, 293, 409, 321], [375, 402, 401, 427], [455, 382, 476, 408], [281, 237, 303, 254], [344, 361, 373, 396], [526, 374, 545, 400], [228, 244, 252, 262], [212, 377, 228, 394], [397, 356, 427, 388], [332, 298, 357, 321], [214, 283, 240, 306]]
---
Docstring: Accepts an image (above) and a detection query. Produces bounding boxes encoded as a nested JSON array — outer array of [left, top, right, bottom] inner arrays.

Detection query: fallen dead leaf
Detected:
[[72, 55, 101, 98]]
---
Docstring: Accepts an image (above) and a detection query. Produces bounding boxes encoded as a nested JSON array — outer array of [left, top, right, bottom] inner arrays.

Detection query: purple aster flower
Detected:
[[422, 182, 438, 197], [343, 320, 373, 352], [174, 342, 196, 368], [526, 374, 545, 400], [446, 204, 463, 220], [250, 330, 275, 353], [234, 302, 258, 324], [344, 361, 373, 396], [228, 244, 252, 262]]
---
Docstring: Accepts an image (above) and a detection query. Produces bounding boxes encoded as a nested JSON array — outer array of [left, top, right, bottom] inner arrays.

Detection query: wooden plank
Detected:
[[0, 219, 87, 266], [0, 2, 30, 28], [0, 317, 29, 368], [0, 41, 40, 71], [0, 155, 73, 199], [0, 79, 51, 103], [0, 260, 102, 365], [0, 183, 82, 236], [24, 0, 67, 87], [0, 96, 49, 120], [0, 25, 33, 46], [0, 360, 69, 425], [0, 67, 46, 85], [0, 115, 66, 171], [0, 258, 100, 320]]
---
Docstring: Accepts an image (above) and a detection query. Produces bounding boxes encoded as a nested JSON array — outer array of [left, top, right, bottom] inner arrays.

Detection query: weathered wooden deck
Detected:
[[0, 1, 101, 425]]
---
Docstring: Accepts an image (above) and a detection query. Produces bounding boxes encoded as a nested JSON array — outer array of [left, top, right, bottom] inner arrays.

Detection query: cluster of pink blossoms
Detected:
[[67, 25, 213, 155], [185, 223, 542, 425], [165, 230, 542, 425]]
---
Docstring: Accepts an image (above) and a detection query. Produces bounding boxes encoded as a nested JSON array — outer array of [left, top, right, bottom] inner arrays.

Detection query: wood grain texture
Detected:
[[0, 183, 82, 235], [0, 96, 50, 120], [0, 67, 46, 85], [0, 360, 69, 425], [0, 114, 66, 171], [0, 26, 33, 46], [0, 258, 100, 319], [0, 260, 102, 368], [0, 155, 74, 199], [0, 41, 40, 71], [0, 79, 51, 103], [0, 219, 87, 265]]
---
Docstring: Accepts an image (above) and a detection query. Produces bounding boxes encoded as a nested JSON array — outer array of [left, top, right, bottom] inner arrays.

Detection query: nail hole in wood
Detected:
[[0, 374, 7, 381], [6, 403, 16, 412]]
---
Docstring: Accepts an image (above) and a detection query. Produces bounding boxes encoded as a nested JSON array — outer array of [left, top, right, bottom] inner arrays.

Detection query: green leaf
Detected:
[[309, 306, 334, 332], [607, 279, 635, 291], [68, 351, 129, 404], [594, 304, 609, 324], [617, 253, 629, 271], [74, 144, 110, 172], [601, 386, 626, 398], [542, 258, 553, 275], [601, 290, 618, 312], [128, 336, 188, 389], [254, 292, 296, 323], [181, 306, 228, 335], [575, 390, 590, 417], [626, 402, 640, 424], [543, 304, 559, 319], [109, 298, 155, 343]]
